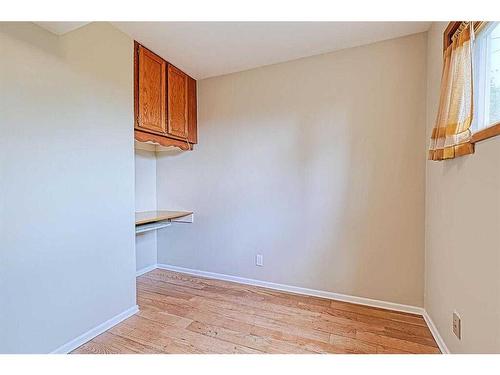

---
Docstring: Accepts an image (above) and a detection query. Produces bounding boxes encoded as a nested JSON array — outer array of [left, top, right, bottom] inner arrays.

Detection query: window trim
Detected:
[[444, 21, 500, 144], [471, 122, 500, 143]]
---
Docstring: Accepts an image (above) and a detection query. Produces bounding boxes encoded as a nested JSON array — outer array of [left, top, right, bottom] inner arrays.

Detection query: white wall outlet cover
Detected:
[[256, 254, 264, 267]]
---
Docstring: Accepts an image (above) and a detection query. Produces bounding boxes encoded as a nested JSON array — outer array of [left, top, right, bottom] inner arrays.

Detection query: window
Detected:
[[429, 21, 499, 161], [472, 21, 500, 133]]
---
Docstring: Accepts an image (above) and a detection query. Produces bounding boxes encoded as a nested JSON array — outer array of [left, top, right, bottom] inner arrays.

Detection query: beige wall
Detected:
[[6, 20, 496, 353], [0, 22, 136, 353], [135, 149, 158, 272], [156, 33, 428, 307], [425, 22, 500, 353]]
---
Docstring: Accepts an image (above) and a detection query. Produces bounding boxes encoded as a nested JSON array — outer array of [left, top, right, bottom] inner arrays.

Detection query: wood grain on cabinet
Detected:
[[134, 41, 197, 150], [167, 64, 189, 139], [187, 76, 198, 144], [135, 43, 166, 134]]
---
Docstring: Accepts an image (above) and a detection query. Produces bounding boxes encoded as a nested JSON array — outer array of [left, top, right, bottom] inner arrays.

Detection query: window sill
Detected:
[[471, 123, 500, 144]]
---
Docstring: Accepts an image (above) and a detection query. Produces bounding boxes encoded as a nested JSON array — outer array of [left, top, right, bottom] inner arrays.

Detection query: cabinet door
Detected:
[[187, 76, 198, 144], [136, 44, 166, 134], [167, 64, 189, 139]]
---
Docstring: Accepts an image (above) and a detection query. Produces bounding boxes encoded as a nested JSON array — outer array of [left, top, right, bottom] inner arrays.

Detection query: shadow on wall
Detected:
[[0, 22, 62, 57]]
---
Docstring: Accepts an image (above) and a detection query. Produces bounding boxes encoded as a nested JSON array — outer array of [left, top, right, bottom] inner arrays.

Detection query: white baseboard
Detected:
[[155, 263, 424, 315], [422, 310, 450, 354], [53, 265, 448, 355], [51, 305, 139, 354], [136, 264, 158, 277]]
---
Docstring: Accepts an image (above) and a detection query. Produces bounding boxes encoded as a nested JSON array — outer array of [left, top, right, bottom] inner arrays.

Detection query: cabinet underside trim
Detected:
[[135, 130, 193, 151]]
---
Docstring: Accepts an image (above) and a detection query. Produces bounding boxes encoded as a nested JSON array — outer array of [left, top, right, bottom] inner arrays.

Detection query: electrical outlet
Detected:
[[453, 311, 461, 339], [255, 254, 264, 267]]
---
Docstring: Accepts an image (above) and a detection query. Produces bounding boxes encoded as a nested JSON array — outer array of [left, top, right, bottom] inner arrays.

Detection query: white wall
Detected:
[[156, 33, 428, 307], [135, 149, 158, 272], [0, 22, 136, 353], [425, 22, 500, 353]]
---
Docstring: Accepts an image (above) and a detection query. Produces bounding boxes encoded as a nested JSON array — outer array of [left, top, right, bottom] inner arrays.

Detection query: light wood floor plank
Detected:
[[72, 269, 440, 354], [138, 276, 436, 347], [141, 272, 431, 335]]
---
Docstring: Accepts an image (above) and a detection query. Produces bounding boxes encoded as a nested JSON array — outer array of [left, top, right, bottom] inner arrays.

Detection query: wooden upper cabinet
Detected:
[[134, 41, 198, 150], [135, 43, 166, 134], [167, 64, 189, 139]]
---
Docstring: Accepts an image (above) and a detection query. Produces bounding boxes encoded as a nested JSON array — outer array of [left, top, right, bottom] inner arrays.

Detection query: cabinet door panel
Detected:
[[137, 45, 166, 134], [167, 64, 188, 139], [187, 76, 198, 144]]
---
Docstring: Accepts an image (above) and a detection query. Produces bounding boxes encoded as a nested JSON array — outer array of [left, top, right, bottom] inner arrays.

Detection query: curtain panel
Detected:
[[429, 23, 474, 161]]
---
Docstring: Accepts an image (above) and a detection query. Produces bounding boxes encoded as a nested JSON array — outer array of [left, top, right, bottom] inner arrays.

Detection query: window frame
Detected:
[[444, 21, 500, 144]]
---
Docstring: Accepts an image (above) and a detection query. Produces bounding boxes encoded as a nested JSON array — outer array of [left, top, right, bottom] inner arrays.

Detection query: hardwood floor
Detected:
[[72, 269, 440, 354]]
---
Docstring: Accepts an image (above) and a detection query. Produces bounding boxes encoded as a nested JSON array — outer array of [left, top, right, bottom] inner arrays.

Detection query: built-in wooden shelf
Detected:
[[135, 210, 193, 234], [135, 210, 193, 225]]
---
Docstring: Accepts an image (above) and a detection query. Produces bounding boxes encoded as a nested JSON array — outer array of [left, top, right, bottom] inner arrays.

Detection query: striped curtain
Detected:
[[429, 23, 475, 161]]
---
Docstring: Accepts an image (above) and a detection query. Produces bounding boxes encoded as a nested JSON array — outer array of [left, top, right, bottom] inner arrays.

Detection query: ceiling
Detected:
[[34, 22, 89, 35], [113, 22, 430, 79], [36, 22, 431, 79]]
